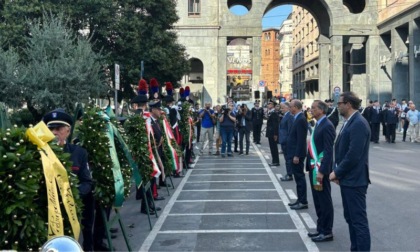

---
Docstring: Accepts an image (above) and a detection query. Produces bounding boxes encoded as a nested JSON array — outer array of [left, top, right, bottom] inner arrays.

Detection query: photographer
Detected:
[[213, 105, 222, 155], [198, 102, 215, 155], [237, 104, 252, 155], [219, 103, 236, 157]]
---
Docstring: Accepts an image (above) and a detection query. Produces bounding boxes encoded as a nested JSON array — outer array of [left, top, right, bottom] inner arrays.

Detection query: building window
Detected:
[[310, 19, 314, 31], [188, 0, 201, 16], [306, 23, 309, 35]]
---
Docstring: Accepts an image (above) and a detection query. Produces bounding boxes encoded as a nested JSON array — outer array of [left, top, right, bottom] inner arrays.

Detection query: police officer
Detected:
[[326, 99, 339, 129], [266, 99, 280, 166], [251, 101, 264, 144], [43, 109, 94, 251]]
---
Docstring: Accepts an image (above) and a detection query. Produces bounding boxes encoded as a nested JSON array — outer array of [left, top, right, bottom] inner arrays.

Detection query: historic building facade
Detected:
[[175, 0, 380, 105], [376, 0, 420, 103], [278, 15, 293, 101], [291, 6, 320, 103], [261, 28, 280, 97]]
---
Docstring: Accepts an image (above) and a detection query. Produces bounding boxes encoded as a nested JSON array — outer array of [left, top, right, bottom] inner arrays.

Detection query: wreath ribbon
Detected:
[[26, 122, 80, 240]]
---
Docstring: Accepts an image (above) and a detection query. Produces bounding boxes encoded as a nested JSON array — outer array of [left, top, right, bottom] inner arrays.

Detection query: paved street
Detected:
[[109, 127, 420, 251]]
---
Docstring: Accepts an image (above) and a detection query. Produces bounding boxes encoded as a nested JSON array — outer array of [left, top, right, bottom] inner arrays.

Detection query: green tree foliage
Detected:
[[0, 0, 190, 99], [0, 13, 108, 122]]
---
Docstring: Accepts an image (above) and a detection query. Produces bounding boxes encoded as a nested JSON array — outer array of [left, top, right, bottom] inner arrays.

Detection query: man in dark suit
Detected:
[[287, 99, 308, 210], [330, 91, 371, 251], [237, 104, 252, 155], [266, 99, 280, 166], [278, 102, 293, 181], [384, 103, 399, 143], [306, 100, 336, 242], [370, 100, 381, 143], [251, 101, 264, 144]]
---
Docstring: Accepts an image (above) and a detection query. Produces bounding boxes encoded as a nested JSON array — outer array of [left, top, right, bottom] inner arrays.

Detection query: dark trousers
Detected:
[[309, 169, 333, 235], [268, 137, 279, 164], [253, 122, 262, 143], [81, 191, 95, 251], [340, 185, 371, 251], [183, 143, 192, 168], [290, 157, 307, 204], [93, 204, 111, 247], [371, 123, 380, 142], [196, 124, 201, 142], [239, 127, 250, 154], [281, 144, 292, 176], [386, 123, 396, 142], [141, 178, 157, 211], [233, 129, 238, 151], [402, 120, 409, 141]]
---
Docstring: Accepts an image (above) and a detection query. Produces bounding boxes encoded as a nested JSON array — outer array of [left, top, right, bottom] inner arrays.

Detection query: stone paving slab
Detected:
[[149, 233, 307, 251], [177, 190, 280, 200], [170, 201, 286, 214], [191, 168, 267, 174], [188, 174, 270, 181], [182, 181, 275, 190], [160, 214, 296, 230]]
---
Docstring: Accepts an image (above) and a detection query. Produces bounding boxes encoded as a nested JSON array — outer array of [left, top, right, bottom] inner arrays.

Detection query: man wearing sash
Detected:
[[43, 109, 94, 251], [306, 100, 336, 242], [329, 92, 371, 251]]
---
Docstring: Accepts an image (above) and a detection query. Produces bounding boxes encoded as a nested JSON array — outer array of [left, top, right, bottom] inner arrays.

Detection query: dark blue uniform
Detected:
[[370, 107, 381, 143], [64, 143, 94, 251], [384, 108, 399, 143]]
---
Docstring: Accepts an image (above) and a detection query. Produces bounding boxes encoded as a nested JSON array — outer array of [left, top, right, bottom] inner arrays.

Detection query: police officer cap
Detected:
[[165, 95, 175, 103], [268, 99, 277, 106], [43, 109, 74, 128], [149, 99, 161, 109], [131, 94, 148, 104]]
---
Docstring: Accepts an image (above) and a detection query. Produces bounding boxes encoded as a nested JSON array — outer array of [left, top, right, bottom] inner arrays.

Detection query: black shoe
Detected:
[[141, 209, 156, 215], [269, 163, 280, 166], [308, 232, 320, 238], [280, 175, 293, 181], [174, 173, 184, 177], [154, 196, 165, 201], [288, 200, 299, 206], [234, 150, 239, 153], [110, 227, 118, 233], [290, 202, 308, 210], [160, 182, 170, 187], [151, 206, 162, 211], [374, 141, 379, 144], [311, 233, 334, 242], [111, 233, 117, 239]]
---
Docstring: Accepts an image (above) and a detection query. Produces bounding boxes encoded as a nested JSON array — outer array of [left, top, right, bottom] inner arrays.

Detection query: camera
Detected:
[[221, 105, 230, 114]]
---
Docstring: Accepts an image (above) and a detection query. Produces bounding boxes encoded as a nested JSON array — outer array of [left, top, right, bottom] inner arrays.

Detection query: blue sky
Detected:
[[230, 5, 292, 29]]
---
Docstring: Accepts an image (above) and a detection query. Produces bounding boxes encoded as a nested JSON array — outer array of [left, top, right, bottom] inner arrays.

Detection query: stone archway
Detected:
[[175, 0, 380, 104]]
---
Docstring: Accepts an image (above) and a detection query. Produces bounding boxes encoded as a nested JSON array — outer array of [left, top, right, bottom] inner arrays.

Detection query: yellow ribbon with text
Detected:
[[26, 122, 80, 240]]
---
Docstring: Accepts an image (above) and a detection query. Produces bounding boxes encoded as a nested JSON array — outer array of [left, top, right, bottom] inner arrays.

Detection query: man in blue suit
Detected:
[[306, 100, 336, 242], [278, 102, 293, 181], [330, 91, 371, 251], [287, 99, 308, 210]]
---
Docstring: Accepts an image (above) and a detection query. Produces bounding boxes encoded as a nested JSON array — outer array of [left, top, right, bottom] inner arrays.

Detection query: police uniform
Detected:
[[326, 99, 339, 128], [43, 109, 95, 251], [266, 100, 280, 166], [251, 101, 264, 144]]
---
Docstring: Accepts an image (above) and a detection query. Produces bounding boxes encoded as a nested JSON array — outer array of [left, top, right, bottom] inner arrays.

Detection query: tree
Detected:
[[0, 0, 190, 98], [0, 13, 108, 121]]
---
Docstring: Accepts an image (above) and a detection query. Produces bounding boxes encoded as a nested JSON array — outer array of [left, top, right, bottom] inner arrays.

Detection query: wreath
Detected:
[[0, 125, 82, 251], [124, 115, 153, 184]]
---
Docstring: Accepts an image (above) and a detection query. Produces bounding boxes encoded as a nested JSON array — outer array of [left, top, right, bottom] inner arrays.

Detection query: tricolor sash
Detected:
[[308, 128, 324, 187], [162, 118, 181, 173], [145, 118, 162, 178]]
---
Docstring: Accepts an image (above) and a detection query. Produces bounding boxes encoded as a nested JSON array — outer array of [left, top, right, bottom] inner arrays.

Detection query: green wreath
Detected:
[[0, 125, 82, 251], [124, 115, 154, 184]]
